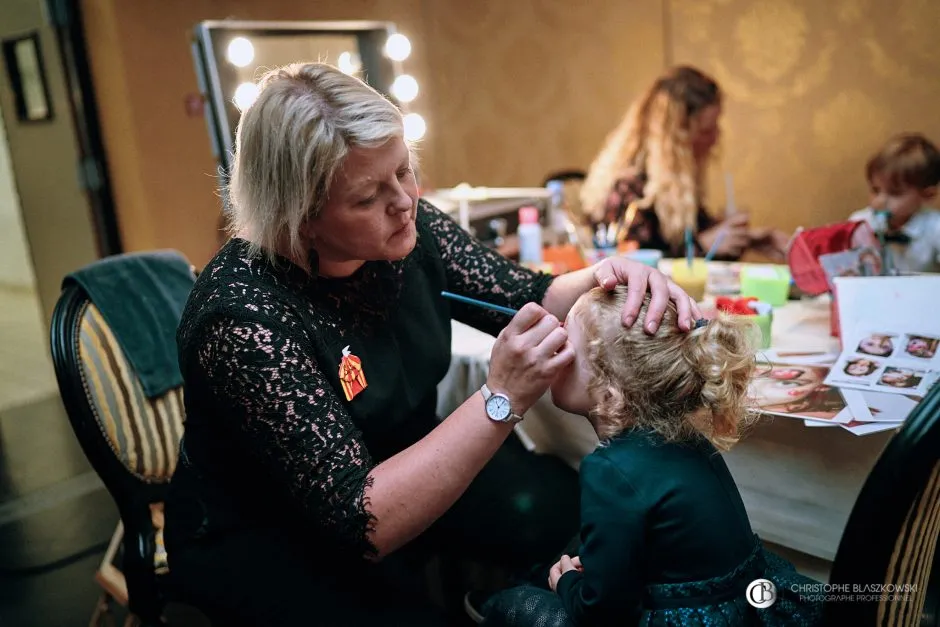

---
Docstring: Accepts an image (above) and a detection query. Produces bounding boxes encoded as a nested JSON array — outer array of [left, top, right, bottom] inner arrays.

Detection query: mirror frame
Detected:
[[192, 20, 402, 173]]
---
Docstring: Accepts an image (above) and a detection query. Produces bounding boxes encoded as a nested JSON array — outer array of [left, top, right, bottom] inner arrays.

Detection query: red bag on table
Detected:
[[786, 220, 877, 338]]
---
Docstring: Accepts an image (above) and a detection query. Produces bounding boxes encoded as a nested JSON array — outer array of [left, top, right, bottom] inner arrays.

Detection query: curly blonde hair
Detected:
[[574, 286, 756, 451], [580, 66, 721, 245]]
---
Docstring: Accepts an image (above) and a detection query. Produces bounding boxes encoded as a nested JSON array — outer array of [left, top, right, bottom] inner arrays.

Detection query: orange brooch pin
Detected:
[[338, 345, 367, 401]]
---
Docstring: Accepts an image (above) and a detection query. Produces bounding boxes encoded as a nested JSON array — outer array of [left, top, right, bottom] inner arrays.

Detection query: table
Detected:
[[437, 295, 894, 562]]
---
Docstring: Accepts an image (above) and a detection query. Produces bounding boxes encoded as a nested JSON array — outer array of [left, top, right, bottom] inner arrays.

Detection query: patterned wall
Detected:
[[418, 1, 665, 190], [83, 0, 940, 266], [671, 0, 940, 233]]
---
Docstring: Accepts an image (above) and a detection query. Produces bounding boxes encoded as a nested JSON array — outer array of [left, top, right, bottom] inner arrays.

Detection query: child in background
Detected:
[[850, 133, 940, 273], [477, 288, 822, 627]]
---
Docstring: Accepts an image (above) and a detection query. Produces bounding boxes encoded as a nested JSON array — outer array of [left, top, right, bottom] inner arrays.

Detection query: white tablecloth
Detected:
[[437, 296, 893, 562]]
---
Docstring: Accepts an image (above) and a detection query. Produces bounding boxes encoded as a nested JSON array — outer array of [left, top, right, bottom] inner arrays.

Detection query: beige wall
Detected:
[[82, 0, 940, 268], [0, 105, 36, 288], [672, 0, 940, 235], [81, 0, 665, 268], [0, 0, 99, 324]]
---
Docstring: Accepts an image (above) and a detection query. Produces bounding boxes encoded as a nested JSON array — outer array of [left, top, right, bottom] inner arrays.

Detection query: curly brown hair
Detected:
[[866, 133, 940, 191], [573, 286, 756, 451]]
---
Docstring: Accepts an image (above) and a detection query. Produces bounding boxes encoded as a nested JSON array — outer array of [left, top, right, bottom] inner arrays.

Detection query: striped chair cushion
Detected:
[[77, 302, 185, 482], [879, 460, 940, 626]]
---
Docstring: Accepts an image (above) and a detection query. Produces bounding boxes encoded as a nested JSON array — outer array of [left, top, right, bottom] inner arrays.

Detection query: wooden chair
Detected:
[[50, 256, 193, 626], [826, 381, 940, 626]]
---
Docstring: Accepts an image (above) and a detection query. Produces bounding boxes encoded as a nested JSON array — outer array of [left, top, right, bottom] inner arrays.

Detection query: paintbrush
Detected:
[[441, 291, 518, 316]]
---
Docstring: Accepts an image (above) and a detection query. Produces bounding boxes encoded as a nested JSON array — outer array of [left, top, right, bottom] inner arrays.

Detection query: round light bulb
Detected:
[[403, 113, 426, 141], [391, 74, 419, 103], [226, 37, 254, 67], [337, 51, 361, 75], [385, 33, 411, 61], [233, 82, 259, 111]]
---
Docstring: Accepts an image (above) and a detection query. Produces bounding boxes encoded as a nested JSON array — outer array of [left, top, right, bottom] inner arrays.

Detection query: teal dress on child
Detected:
[[482, 429, 823, 626]]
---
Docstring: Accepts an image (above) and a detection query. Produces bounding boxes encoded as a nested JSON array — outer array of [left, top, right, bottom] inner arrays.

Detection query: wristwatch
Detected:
[[480, 383, 524, 424]]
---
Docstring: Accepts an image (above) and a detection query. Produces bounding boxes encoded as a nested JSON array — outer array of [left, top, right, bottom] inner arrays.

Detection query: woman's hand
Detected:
[[488, 303, 575, 415], [698, 213, 750, 259], [592, 258, 703, 333], [548, 555, 583, 592]]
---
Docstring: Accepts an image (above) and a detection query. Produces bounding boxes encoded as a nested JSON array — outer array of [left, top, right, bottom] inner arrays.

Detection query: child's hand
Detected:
[[548, 555, 584, 591]]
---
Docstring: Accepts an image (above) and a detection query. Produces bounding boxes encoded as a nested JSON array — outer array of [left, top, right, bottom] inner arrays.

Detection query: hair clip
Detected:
[[693, 318, 709, 329]]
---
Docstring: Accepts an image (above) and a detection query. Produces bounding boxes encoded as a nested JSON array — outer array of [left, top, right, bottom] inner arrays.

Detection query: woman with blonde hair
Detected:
[[581, 65, 789, 260], [164, 62, 701, 625], [476, 289, 822, 626]]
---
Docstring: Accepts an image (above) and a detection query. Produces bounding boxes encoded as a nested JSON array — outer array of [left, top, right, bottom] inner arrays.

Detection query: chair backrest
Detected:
[[826, 382, 940, 626], [51, 284, 186, 503], [50, 260, 192, 621]]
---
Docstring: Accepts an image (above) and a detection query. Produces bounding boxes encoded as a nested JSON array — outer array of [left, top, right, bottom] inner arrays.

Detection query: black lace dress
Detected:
[[164, 199, 571, 623]]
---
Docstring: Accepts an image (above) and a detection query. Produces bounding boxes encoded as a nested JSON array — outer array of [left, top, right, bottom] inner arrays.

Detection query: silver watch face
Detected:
[[485, 394, 512, 421]]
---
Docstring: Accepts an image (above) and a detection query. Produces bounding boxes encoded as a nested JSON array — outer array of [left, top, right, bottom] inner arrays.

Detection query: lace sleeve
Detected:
[[418, 199, 554, 335], [194, 313, 377, 559]]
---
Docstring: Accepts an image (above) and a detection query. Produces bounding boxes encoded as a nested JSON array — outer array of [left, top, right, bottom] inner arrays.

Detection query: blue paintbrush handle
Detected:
[[441, 291, 519, 316], [704, 229, 727, 262]]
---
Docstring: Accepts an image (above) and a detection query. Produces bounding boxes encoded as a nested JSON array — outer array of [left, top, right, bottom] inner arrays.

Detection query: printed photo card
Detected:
[[749, 362, 848, 422], [824, 330, 940, 395], [840, 389, 921, 423]]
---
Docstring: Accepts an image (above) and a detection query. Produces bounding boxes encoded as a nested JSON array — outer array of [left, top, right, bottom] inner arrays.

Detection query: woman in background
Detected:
[[581, 65, 789, 261]]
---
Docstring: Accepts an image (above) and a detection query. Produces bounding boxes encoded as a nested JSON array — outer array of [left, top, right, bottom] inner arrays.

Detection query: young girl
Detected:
[[478, 287, 822, 626]]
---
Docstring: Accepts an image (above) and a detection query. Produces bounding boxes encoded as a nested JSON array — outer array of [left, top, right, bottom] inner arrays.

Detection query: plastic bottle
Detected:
[[545, 180, 566, 245], [517, 205, 543, 265]]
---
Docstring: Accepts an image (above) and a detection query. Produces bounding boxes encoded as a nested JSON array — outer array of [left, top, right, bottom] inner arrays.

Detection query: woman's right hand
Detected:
[[698, 213, 750, 258], [487, 303, 575, 415]]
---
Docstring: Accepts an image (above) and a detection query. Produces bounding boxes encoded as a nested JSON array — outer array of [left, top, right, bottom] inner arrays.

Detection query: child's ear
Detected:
[[920, 185, 938, 201]]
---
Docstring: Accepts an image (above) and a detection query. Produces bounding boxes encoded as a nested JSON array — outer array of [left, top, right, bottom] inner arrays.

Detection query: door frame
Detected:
[[45, 0, 121, 256]]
